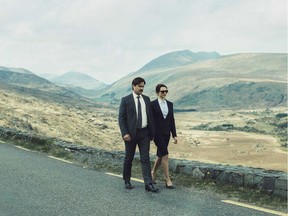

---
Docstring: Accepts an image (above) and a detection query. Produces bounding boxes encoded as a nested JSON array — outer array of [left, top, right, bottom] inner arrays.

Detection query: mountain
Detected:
[[0, 68, 101, 108], [51, 72, 106, 90], [137, 50, 221, 72], [37, 73, 59, 80], [46, 71, 107, 98], [0, 69, 51, 87], [0, 66, 34, 74], [98, 51, 287, 111]]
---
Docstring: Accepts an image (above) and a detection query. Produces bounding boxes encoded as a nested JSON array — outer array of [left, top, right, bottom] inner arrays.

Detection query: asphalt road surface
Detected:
[[0, 143, 282, 216]]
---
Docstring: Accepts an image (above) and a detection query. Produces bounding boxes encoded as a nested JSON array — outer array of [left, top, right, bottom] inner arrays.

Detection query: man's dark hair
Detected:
[[132, 77, 146, 86], [155, 84, 167, 93]]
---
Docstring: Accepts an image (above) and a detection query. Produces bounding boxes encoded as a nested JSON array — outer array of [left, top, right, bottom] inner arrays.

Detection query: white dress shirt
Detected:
[[133, 92, 147, 128], [158, 98, 168, 119]]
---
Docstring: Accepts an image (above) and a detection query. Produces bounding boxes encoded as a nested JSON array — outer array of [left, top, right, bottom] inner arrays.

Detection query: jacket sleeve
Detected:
[[146, 97, 155, 140], [170, 102, 177, 138], [118, 97, 128, 137]]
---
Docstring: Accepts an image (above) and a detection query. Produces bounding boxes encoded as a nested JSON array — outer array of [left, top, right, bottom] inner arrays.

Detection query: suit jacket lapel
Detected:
[[167, 101, 171, 117], [155, 100, 166, 120], [129, 93, 137, 115], [143, 95, 150, 115]]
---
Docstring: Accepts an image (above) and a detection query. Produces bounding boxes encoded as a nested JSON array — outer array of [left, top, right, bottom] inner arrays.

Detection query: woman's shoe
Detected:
[[165, 183, 175, 189]]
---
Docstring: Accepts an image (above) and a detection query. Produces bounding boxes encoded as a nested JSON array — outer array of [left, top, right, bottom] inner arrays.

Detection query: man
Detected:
[[118, 77, 158, 192]]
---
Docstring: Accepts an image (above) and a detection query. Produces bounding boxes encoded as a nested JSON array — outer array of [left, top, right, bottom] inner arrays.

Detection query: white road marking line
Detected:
[[222, 200, 287, 216], [105, 172, 144, 183], [15, 146, 74, 164], [48, 156, 73, 164], [15, 146, 32, 152]]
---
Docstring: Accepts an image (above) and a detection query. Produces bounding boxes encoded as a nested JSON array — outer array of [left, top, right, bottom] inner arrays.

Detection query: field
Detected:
[[1, 89, 287, 172], [169, 110, 287, 172]]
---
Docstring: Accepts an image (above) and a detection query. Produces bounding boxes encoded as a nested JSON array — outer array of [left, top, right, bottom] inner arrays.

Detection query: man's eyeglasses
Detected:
[[160, 90, 168, 93]]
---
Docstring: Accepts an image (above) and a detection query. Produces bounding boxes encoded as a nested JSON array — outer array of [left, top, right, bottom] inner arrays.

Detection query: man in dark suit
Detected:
[[118, 77, 158, 192], [151, 84, 177, 189]]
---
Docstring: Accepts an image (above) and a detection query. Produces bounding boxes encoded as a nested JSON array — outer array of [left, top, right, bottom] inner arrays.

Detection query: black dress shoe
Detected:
[[125, 181, 133, 189], [165, 183, 175, 189], [145, 184, 159, 192]]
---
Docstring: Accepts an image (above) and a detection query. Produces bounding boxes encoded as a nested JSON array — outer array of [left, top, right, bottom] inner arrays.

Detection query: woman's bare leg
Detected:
[[151, 157, 162, 182], [162, 154, 172, 186]]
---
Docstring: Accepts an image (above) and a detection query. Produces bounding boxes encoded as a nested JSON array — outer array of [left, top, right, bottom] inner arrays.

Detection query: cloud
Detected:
[[0, 0, 286, 83]]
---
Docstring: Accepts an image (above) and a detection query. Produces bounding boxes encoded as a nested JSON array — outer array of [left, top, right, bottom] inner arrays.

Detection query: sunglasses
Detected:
[[160, 90, 168, 93]]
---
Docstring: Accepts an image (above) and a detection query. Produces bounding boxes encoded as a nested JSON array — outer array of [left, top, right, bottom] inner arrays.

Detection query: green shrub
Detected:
[[276, 113, 288, 118]]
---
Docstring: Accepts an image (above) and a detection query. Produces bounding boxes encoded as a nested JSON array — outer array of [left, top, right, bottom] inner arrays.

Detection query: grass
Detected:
[[192, 110, 288, 149], [0, 136, 73, 160]]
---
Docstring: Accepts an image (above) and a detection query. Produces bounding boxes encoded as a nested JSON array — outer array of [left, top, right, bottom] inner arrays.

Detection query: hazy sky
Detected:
[[0, 0, 286, 84]]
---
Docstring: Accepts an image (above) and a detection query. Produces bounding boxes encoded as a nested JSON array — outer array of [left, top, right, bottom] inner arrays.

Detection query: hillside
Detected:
[[0, 66, 34, 74], [99, 52, 287, 111], [0, 69, 51, 87], [0, 69, 101, 108], [137, 50, 220, 72]]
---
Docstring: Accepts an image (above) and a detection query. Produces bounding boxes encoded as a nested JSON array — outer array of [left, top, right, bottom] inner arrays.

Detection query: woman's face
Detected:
[[158, 86, 168, 99]]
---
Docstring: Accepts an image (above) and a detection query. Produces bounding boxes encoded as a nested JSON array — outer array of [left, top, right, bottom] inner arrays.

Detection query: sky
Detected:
[[0, 0, 287, 84]]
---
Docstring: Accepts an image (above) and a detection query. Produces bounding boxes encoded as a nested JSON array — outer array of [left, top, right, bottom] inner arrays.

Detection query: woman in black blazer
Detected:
[[151, 84, 177, 189]]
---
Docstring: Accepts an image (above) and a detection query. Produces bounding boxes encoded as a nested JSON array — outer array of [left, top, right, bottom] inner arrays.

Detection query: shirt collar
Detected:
[[158, 98, 166, 103], [133, 92, 141, 98]]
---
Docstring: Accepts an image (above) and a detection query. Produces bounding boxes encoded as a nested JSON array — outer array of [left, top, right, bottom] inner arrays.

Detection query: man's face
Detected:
[[133, 82, 145, 95]]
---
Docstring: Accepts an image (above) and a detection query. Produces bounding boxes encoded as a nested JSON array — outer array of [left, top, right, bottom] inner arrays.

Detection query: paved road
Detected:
[[0, 143, 279, 216]]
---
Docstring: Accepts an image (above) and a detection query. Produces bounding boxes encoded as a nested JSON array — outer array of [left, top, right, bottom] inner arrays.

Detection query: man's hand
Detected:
[[123, 134, 131, 142], [173, 137, 178, 144]]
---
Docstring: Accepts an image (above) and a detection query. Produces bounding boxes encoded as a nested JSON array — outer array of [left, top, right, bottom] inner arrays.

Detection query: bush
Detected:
[[276, 113, 288, 118], [276, 122, 288, 130]]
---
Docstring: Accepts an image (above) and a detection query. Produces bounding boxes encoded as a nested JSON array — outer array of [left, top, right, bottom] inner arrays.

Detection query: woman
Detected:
[[151, 84, 177, 189]]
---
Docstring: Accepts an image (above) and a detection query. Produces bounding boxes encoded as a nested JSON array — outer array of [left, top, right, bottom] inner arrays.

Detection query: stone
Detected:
[[192, 167, 205, 180]]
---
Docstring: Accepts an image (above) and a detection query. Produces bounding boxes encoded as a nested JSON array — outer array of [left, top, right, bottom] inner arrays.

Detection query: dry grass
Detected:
[[1, 89, 287, 172], [172, 110, 287, 172], [0, 90, 123, 151]]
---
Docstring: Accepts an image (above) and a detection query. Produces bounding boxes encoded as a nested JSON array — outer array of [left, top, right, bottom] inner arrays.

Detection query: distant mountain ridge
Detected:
[[44, 71, 107, 98], [137, 50, 221, 72], [0, 68, 101, 108], [1, 50, 287, 111], [0, 69, 51, 87], [0, 66, 34, 74], [0, 67, 107, 100], [99, 51, 287, 111], [51, 71, 106, 90]]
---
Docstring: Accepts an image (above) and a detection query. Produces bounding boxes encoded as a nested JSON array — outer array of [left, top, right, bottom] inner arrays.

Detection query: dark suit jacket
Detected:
[[119, 93, 155, 140], [151, 99, 177, 138]]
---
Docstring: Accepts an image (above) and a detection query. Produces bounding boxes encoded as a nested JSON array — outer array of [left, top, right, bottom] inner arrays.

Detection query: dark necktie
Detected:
[[137, 95, 142, 129]]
